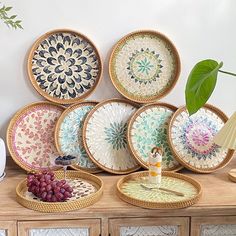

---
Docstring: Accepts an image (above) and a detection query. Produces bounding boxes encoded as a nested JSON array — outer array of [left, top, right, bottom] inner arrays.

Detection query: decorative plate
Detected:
[[228, 169, 236, 183], [128, 103, 182, 171], [7, 102, 64, 172], [117, 171, 202, 209], [55, 101, 101, 173], [168, 104, 235, 173], [27, 29, 102, 104], [83, 99, 140, 174], [16, 171, 103, 212], [109, 30, 180, 103]]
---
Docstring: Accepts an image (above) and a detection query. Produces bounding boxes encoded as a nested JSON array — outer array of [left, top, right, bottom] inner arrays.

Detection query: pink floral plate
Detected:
[[7, 102, 64, 172], [168, 104, 234, 173]]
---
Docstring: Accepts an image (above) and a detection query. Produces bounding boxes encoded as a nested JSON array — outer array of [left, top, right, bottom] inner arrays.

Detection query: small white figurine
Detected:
[[148, 147, 163, 187]]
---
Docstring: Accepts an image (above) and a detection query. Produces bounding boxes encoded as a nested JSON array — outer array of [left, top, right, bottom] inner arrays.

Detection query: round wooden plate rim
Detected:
[[16, 170, 104, 212], [7, 101, 64, 172], [168, 104, 235, 173], [127, 102, 183, 171], [27, 28, 103, 104], [117, 171, 202, 209], [54, 101, 102, 173], [83, 98, 141, 174], [109, 29, 181, 103]]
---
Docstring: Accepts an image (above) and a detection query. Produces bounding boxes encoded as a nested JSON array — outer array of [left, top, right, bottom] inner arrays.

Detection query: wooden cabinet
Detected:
[[191, 216, 236, 236], [0, 221, 17, 236], [109, 217, 189, 236], [18, 219, 100, 236]]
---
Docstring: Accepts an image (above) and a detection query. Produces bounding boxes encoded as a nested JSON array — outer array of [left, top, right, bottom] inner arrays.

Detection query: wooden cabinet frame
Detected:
[[0, 221, 17, 236], [191, 216, 236, 236], [109, 217, 189, 236], [18, 219, 100, 236]]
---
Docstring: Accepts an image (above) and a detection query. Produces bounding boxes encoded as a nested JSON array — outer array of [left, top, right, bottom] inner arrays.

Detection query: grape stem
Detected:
[[63, 166, 67, 180]]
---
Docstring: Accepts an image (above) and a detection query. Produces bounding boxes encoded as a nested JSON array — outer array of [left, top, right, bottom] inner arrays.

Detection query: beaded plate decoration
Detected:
[[168, 105, 234, 173], [28, 29, 102, 104], [117, 171, 202, 209], [7, 102, 64, 172], [109, 30, 180, 103], [55, 101, 101, 173], [83, 99, 140, 174], [128, 103, 182, 171]]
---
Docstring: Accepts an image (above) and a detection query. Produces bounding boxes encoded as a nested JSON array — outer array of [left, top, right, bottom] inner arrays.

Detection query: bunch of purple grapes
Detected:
[[27, 171, 73, 202]]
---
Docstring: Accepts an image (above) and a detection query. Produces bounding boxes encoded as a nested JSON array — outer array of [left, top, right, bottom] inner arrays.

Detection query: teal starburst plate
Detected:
[[109, 30, 181, 103], [83, 99, 140, 174], [128, 103, 182, 171]]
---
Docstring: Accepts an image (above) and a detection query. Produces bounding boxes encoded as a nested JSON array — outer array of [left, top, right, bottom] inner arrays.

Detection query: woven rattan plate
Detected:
[[16, 171, 103, 212], [117, 171, 202, 209], [27, 29, 102, 104], [228, 169, 236, 182], [7, 101, 64, 172], [109, 30, 180, 103], [127, 102, 182, 171], [54, 101, 101, 173], [83, 98, 140, 174], [168, 104, 234, 173]]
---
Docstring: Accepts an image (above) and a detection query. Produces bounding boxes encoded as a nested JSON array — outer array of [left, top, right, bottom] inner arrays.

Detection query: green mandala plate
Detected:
[[117, 171, 202, 209], [109, 30, 181, 103], [128, 103, 182, 171]]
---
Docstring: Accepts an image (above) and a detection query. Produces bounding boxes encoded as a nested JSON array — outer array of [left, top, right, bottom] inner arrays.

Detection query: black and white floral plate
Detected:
[[28, 29, 102, 104]]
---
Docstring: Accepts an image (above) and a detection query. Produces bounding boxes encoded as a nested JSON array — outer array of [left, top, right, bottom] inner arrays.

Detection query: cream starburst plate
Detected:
[[109, 30, 180, 103], [83, 99, 140, 174], [168, 104, 234, 173], [54, 101, 101, 173], [128, 103, 182, 171], [7, 102, 64, 172], [28, 29, 102, 104]]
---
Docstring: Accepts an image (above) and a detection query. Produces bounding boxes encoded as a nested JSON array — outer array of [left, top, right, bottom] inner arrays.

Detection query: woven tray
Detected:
[[109, 30, 180, 103], [16, 171, 103, 212], [83, 98, 140, 174], [168, 104, 234, 173], [7, 101, 64, 172], [54, 101, 101, 173], [127, 102, 182, 171], [27, 29, 102, 104], [117, 171, 202, 209]]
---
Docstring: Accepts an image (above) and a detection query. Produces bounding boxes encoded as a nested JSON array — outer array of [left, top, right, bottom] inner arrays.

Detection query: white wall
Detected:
[[1, 0, 236, 146]]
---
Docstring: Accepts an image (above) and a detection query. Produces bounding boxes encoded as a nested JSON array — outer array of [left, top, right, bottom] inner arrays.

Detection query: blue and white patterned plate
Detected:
[[168, 105, 234, 173], [28, 29, 102, 104], [83, 99, 140, 174], [128, 103, 182, 171], [109, 30, 180, 103], [55, 101, 101, 173]]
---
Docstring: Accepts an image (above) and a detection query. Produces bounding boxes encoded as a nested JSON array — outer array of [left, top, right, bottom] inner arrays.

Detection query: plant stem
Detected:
[[219, 70, 236, 77]]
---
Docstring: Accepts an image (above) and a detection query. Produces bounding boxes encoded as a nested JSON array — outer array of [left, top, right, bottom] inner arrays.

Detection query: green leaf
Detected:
[[5, 6, 12, 11], [10, 15, 16, 19], [185, 59, 223, 115]]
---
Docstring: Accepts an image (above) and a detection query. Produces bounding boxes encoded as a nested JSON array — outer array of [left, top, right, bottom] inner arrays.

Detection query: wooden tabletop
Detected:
[[1, 156, 236, 221]]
